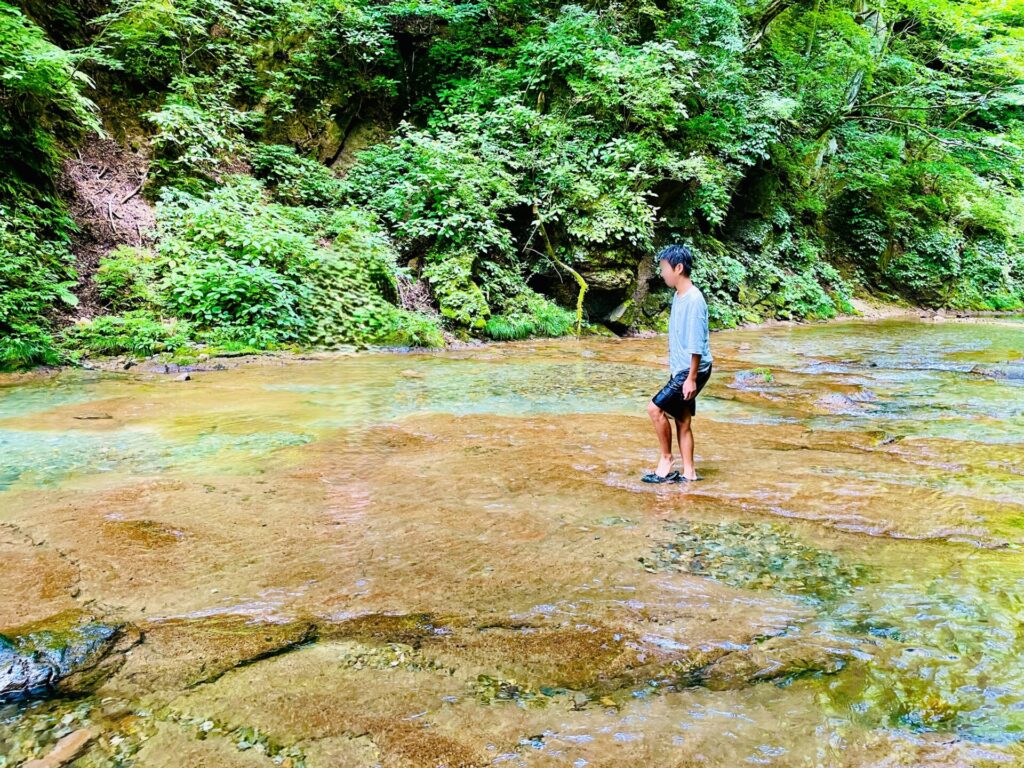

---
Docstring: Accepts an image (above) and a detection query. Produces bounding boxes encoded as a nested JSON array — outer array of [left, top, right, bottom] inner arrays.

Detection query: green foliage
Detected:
[[252, 0, 398, 125], [250, 145, 345, 207], [62, 311, 192, 357], [163, 258, 305, 338], [484, 289, 575, 340], [4, 0, 1024, 368], [299, 206, 444, 348], [151, 177, 443, 349], [0, 323, 63, 371], [0, 1, 99, 189], [0, 3, 97, 369], [95, 246, 158, 310], [778, 269, 839, 321], [193, 324, 282, 351], [153, 179, 310, 339], [0, 204, 78, 326], [345, 124, 520, 259], [145, 76, 257, 190], [422, 250, 491, 329], [0, 203, 78, 370], [95, 0, 250, 85]]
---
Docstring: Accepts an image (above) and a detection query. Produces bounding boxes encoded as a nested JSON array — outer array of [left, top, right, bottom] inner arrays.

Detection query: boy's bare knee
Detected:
[[647, 401, 663, 419]]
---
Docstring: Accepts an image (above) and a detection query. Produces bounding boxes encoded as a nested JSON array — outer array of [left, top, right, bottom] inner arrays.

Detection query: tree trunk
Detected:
[[843, 1, 889, 111], [746, 0, 799, 50], [810, 0, 889, 175]]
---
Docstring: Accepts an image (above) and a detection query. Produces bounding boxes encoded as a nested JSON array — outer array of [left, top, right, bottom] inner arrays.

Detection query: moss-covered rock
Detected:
[[0, 612, 137, 702], [686, 635, 858, 691]]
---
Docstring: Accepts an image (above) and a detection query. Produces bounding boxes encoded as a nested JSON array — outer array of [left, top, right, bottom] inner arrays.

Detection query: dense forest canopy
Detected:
[[1, 0, 1022, 369]]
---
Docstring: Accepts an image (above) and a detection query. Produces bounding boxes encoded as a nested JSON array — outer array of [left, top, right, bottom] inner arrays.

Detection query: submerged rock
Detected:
[[22, 728, 93, 768], [731, 369, 776, 388], [972, 362, 1024, 380], [642, 521, 867, 603], [0, 613, 136, 703], [690, 636, 859, 691], [104, 615, 316, 696], [814, 392, 873, 414]]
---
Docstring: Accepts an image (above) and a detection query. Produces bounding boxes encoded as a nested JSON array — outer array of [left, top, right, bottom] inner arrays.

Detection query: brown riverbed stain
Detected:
[[3, 319, 1024, 766], [102, 519, 184, 547]]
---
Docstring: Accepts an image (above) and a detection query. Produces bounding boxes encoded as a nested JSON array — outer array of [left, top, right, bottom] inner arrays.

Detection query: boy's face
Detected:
[[659, 259, 685, 288]]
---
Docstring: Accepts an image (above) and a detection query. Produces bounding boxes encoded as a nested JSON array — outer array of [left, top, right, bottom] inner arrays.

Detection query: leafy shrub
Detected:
[[63, 311, 192, 357], [250, 144, 345, 207], [344, 124, 520, 259], [0, 1, 99, 186], [300, 208, 443, 348], [145, 77, 257, 190], [950, 238, 1024, 311], [251, 0, 398, 123], [95, 0, 248, 85], [778, 270, 838, 320], [151, 177, 442, 348], [692, 248, 748, 328], [0, 203, 78, 369], [422, 250, 491, 329], [95, 246, 158, 310], [484, 289, 575, 340], [0, 324, 63, 370], [0, 205, 78, 326], [152, 179, 313, 338], [194, 324, 282, 352], [162, 258, 305, 340], [353, 307, 446, 349], [0, 4, 99, 369], [885, 228, 963, 307]]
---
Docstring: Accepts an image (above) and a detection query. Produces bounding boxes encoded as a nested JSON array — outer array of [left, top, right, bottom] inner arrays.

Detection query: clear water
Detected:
[[2, 317, 1023, 767]]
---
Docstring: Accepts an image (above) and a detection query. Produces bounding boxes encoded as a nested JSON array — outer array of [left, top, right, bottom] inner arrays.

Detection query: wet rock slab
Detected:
[[690, 635, 863, 691], [1, 612, 137, 703], [103, 616, 317, 698]]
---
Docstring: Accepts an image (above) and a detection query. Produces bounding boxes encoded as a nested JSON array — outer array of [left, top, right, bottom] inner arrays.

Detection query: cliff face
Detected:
[[1, 0, 1022, 368]]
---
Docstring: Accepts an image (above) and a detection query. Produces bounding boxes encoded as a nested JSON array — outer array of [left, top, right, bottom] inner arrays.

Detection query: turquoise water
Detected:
[[2, 317, 1024, 766]]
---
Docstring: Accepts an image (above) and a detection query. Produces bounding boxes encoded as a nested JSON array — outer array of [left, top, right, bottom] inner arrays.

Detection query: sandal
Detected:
[[642, 470, 680, 484]]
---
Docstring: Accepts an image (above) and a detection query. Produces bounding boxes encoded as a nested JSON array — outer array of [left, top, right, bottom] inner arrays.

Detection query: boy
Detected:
[[643, 245, 712, 483]]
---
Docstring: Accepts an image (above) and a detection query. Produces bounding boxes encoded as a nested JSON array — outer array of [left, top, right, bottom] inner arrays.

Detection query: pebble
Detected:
[[23, 729, 92, 768]]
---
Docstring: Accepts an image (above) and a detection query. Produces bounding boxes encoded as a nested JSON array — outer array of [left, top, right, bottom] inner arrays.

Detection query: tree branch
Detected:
[[852, 115, 1017, 160], [746, 0, 798, 51], [531, 203, 587, 336]]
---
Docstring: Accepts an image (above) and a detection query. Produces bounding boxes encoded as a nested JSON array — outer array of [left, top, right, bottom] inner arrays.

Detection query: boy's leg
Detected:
[[675, 410, 696, 480], [646, 400, 675, 476]]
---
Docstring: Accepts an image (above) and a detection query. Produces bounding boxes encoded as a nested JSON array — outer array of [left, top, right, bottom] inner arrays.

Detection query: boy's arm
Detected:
[[683, 353, 701, 398], [681, 301, 707, 398]]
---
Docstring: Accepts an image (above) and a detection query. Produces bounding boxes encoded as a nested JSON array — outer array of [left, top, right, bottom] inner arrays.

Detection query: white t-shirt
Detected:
[[668, 285, 712, 377]]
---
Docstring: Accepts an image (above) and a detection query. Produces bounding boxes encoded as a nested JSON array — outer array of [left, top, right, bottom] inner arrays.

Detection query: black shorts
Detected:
[[651, 365, 712, 420]]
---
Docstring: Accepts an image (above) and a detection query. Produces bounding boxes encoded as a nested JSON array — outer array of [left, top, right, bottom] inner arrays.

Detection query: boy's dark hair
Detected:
[[657, 244, 693, 276]]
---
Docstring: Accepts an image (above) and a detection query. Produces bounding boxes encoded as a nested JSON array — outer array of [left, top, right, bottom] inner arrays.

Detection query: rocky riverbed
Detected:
[[2, 318, 1024, 766]]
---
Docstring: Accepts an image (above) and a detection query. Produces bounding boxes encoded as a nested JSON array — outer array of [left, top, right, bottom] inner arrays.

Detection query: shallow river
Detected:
[[2, 317, 1023, 767]]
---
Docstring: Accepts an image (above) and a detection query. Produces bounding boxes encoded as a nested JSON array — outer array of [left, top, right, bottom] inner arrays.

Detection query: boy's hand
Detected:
[[683, 376, 697, 399]]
